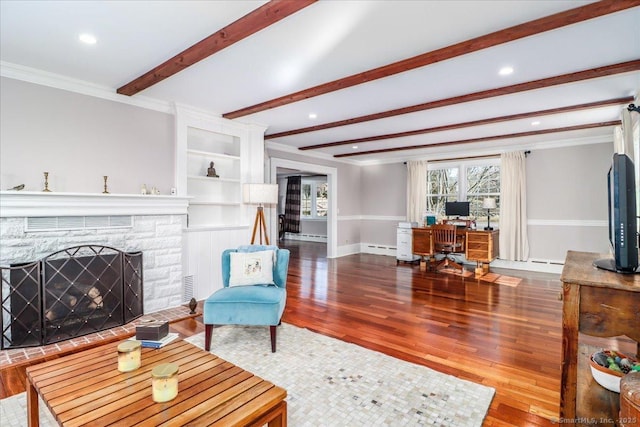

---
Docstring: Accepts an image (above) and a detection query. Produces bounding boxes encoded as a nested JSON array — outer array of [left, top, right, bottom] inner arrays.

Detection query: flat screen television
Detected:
[[445, 201, 470, 218], [593, 153, 639, 273]]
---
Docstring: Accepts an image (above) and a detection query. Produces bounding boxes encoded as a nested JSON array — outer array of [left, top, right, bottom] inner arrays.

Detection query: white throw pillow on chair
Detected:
[[228, 250, 276, 287]]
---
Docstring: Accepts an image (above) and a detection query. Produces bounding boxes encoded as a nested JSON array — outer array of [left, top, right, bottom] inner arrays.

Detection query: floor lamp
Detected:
[[244, 183, 279, 245]]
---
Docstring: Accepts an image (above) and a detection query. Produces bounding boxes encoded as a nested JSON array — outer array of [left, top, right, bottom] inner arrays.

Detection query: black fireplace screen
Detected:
[[1, 245, 143, 349]]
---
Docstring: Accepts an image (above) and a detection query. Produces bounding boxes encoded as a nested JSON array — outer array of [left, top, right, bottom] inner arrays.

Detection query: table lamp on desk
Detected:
[[482, 198, 496, 230]]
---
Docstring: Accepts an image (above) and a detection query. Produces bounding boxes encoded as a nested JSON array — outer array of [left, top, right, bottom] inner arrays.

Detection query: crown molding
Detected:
[[1, 61, 173, 114], [266, 140, 360, 166]]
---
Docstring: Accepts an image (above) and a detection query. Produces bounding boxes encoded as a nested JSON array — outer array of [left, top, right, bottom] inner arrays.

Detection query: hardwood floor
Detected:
[[2, 240, 635, 426]]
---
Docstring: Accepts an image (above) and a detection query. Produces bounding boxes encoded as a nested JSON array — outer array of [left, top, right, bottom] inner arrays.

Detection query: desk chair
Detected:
[[431, 224, 464, 273]]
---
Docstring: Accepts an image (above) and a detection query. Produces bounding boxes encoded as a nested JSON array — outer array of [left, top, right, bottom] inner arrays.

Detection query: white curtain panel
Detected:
[[499, 152, 530, 261], [406, 160, 428, 224]]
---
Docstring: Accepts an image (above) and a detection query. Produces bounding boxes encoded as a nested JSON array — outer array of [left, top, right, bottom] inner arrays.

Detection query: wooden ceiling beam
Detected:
[[266, 60, 640, 139], [298, 96, 635, 150], [333, 121, 620, 158], [117, 0, 317, 96], [224, 0, 640, 119]]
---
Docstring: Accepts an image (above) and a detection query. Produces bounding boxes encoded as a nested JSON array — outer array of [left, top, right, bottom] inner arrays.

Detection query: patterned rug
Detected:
[[186, 323, 494, 426], [0, 323, 495, 426]]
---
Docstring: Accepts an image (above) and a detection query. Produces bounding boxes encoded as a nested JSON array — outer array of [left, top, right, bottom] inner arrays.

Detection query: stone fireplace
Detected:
[[0, 192, 189, 349]]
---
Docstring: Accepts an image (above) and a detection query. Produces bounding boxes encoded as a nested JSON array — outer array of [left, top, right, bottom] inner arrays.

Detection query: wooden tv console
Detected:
[[559, 251, 640, 424]]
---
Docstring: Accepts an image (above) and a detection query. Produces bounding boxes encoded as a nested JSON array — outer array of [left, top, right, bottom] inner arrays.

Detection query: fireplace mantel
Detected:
[[0, 191, 190, 217]]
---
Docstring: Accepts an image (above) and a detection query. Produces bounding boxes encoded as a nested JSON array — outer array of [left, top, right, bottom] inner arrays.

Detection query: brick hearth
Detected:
[[0, 305, 198, 368]]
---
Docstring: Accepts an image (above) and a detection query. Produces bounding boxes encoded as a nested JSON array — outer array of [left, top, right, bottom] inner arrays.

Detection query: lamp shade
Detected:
[[243, 183, 278, 205], [482, 197, 496, 209]]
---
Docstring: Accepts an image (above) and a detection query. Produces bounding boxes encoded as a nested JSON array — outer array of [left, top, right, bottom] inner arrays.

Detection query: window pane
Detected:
[[466, 165, 500, 224], [301, 183, 312, 217], [466, 165, 500, 194], [427, 168, 458, 217], [316, 182, 328, 217]]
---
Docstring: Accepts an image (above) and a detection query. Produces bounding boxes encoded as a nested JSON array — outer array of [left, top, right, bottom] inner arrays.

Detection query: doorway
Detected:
[[269, 158, 338, 258]]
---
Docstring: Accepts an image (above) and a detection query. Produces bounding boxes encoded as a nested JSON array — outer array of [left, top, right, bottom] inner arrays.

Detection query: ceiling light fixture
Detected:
[[498, 66, 514, 76], [79, 33, 97, 45], [352, 145, 358, 149], [308, 113, 317, 119], [531, 121, 541, 126]]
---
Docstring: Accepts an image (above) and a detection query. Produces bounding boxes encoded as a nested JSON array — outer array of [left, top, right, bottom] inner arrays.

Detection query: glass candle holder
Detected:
[[117, 340, 141, 372], [152, 363, 179, 403]]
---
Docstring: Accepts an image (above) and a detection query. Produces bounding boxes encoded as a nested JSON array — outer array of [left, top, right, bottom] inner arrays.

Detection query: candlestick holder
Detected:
[[103, 176, 109, 194], [42, 172, 51, 192]]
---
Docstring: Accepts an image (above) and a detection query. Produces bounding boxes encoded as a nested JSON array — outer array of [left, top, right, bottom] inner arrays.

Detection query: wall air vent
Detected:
[[25, 216, 133, 232], [183, 275, 194, 303]]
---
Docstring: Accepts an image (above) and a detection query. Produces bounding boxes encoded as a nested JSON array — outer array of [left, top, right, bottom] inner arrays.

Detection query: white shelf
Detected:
[[187, 149, 240, 161], [187, 175, 240, 183]]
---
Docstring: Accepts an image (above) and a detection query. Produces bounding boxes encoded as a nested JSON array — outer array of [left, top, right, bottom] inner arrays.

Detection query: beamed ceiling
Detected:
[[1, 0, 639, 164]]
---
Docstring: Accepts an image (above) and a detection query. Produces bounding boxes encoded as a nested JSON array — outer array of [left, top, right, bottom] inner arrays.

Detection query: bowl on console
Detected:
[[589, 350, 639, 393]]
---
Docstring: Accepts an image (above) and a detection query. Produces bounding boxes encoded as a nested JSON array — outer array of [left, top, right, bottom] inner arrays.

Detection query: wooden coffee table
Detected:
[[25, 339, 287, 426]]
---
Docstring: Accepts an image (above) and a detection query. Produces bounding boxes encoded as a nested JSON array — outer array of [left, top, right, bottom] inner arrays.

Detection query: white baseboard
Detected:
[[491, 259, 564, 274], [337, 243, 362, 257], [359, 243, 397, 257], [284, 232, 327, 243]]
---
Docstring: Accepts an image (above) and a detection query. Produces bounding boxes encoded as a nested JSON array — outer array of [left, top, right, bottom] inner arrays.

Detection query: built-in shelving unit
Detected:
[[174, 104, 268, 300], [185, 127, 242, 228]]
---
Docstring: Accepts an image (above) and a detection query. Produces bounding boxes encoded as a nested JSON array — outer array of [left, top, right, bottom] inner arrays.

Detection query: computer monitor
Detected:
[[445, 201, 470, 217]]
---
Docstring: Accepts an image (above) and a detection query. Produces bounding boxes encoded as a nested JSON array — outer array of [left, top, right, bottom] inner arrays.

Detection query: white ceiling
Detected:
[[1, 1, 639, 164]]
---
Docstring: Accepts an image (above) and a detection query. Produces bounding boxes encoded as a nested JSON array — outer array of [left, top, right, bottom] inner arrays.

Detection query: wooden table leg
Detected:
[[248, 400, 287, 427], [267, 400, 287, 427], [26, 379, 39, 427], [560, 282, 580, 420]]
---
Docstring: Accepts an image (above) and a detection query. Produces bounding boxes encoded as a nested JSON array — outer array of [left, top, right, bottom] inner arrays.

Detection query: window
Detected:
[[427, 160, 500, 227], [466, 164, 500, 222], [301, 179, 327, 219], [426, 167, 458, 217]]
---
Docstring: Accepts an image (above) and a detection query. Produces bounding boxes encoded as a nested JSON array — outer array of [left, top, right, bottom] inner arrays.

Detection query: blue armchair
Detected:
[[203, 245, 290, 353]]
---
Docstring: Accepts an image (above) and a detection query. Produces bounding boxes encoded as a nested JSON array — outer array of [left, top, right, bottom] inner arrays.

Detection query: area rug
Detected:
[[0, 323, 495, 426], [185, 323, 495, 426]]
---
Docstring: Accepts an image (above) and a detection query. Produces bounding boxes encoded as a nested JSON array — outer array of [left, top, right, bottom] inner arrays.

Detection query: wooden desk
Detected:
[[559, 251, 640, 424], [26, 339, 287, 426], [466, 230, 499, 276], [411, 227, 498, 274]]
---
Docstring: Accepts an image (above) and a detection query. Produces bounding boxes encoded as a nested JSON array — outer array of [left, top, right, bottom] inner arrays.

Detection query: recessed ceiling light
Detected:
[[531, 121, 541, 126], [308, 113, 317, 119], [352, 145, 358, 149], [79, 33, 97, 45], [498, 66, 514, 76]]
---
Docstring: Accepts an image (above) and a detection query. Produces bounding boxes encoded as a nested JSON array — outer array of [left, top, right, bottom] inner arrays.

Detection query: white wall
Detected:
[[0, 77, 174, 194], [526, 142, 611, 262]]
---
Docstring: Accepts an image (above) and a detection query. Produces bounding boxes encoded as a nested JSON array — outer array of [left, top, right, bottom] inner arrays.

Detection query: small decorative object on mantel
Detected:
[[188, 297, 197, 314], [152, 362, 179, 403], [103, 176, 109, 194], [42, 172, 51, 192], [141, 184, 148, 195], [6, 184, 25, 191], [206, 161, 219, 178]]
